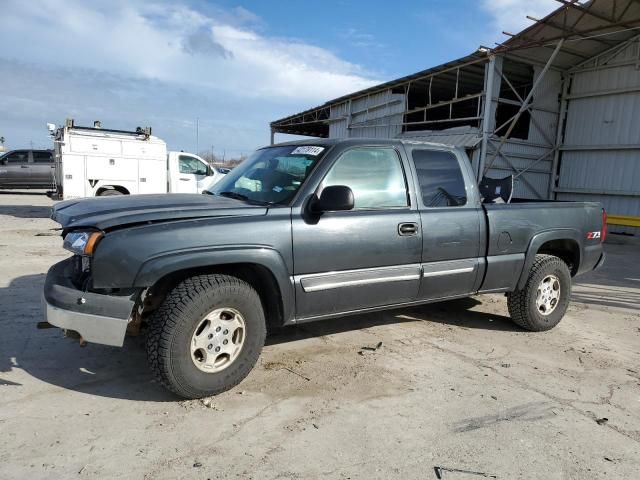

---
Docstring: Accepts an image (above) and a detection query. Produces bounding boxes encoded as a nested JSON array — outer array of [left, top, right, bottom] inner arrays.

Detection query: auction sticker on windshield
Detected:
[[291, 146, 324, 156]]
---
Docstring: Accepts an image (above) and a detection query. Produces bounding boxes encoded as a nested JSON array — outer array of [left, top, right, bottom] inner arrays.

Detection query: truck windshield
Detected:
[[208, 145, 327, 205]]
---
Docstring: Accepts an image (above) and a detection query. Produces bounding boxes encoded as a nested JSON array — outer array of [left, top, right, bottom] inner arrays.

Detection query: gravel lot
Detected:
[[1, 192, 639, 479]]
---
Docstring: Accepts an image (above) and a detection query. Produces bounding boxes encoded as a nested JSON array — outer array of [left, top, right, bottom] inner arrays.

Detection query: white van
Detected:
[[50, 120, 226, 200]]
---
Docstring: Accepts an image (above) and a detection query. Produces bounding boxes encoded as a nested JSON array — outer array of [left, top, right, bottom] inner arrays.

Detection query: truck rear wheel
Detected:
[[98, 189, 123, 196], [507, 254, 572, 332], [146, 274, 266, 399]]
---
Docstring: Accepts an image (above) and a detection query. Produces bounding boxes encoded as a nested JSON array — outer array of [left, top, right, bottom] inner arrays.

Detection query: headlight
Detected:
[[63, 231, 103, 256]]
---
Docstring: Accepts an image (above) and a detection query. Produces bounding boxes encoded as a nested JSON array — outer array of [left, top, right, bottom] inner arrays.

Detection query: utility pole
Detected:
[[195, 118, 199, 154]]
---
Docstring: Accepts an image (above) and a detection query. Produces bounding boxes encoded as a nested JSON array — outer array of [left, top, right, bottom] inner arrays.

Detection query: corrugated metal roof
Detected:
[[497, 0, 640, 70], [398, 127, 482, 148]]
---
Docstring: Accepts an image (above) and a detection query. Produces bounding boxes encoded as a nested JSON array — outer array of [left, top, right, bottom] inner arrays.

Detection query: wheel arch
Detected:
[[96, 185, 130, 196], [136, 248, 293, 328], [516, 229, 582, 290]]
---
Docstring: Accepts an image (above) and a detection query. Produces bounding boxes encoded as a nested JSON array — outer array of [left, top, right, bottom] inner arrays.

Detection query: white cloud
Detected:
[[481, 0, 559, 36], [0, 0, 382, 153], [0, 0, 378, 102]]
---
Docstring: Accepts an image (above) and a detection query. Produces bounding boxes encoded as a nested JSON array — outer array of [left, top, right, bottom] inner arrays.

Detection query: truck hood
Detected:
[[52, 194, 268, 230]]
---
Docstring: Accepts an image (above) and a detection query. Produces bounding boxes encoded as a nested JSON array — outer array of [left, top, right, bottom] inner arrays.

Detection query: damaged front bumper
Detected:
[[42, 258, 138, 347]]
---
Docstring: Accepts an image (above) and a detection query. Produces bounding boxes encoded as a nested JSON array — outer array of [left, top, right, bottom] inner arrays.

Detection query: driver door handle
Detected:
[[180, 177, 191, 181], [21, 165, 29, 169], [398, 222, 418, 236]]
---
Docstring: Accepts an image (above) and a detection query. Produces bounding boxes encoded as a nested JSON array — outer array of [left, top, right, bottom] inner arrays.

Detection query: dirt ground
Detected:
[[0, 192, 639, 480]]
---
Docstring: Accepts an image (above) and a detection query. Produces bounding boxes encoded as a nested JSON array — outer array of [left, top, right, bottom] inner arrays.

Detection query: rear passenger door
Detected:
[[31, 151, 55, 187], [0, 150, 31, 186], [406, 147, 484, 300]]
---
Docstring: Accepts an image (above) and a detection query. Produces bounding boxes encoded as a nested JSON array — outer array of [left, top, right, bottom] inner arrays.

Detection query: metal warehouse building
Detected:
[[271, 0, 640, 235]]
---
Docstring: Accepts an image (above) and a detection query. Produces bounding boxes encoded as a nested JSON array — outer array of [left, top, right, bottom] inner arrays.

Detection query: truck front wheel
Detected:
[[146, 274, 266, 399], [507, 254, 572, 332]]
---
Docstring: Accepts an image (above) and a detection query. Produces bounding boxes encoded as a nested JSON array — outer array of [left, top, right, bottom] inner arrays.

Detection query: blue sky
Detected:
[[0, 0, 557, 157]]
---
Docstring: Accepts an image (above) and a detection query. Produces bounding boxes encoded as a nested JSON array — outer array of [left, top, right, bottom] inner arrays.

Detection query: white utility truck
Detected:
[[49, 119, 226, 199]]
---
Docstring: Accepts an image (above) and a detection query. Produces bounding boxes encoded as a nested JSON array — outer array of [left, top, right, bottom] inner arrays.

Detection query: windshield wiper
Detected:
[[219, 191, 249, 201], [218, 191, 272, 206]]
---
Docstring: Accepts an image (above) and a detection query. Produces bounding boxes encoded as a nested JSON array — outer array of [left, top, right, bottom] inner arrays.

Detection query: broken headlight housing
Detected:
[[63, 231, 103, 256]]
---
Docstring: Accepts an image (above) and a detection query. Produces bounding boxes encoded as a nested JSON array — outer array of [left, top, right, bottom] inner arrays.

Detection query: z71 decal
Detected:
[[586, 231, 601, 240]]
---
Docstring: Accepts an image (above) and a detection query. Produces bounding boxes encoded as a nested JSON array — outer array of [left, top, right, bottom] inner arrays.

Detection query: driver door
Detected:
[[177, 155, 208, 193], [292, 146, 422, 320], [1, 150, 31, 186]]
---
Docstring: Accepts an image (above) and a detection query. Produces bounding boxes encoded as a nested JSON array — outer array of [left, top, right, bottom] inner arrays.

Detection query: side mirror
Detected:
[[0, 159, 6, 165], [312, 185, 354, 213], [206, 165, 214, 176]]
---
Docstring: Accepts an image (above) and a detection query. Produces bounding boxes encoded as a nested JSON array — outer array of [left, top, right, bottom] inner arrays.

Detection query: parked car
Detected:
[[50, 120, 226, 199], [42, 138, 606, 399], [0, 149, 54, 189]]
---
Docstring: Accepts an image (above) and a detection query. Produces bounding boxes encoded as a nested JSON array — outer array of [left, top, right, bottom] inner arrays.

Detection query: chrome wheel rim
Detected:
[[190, 308, 246, 373], [536, 274, 561, 316]]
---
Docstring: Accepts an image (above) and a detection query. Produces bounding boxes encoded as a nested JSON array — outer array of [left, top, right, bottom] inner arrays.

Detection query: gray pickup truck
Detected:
[[42, 139, 606, 398], [0, 149, 54, 189]]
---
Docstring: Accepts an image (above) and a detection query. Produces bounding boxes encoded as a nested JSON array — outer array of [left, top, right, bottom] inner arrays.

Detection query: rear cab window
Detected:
[[411, 149, 467, 207]]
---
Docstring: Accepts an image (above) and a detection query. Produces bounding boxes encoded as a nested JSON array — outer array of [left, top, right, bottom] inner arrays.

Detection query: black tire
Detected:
[[507, 254, 572, 332], [98, 189, 123, 196], [146, 274, 266, 399]]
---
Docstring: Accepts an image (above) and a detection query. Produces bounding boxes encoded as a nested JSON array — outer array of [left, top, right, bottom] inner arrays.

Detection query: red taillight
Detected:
[[602, 209, 607, 243]]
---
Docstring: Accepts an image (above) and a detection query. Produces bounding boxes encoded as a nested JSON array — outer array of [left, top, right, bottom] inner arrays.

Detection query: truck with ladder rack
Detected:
[[49, 119, 226, 199]]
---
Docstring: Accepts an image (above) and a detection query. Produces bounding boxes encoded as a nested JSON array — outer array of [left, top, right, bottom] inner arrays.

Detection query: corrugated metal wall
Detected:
[[323, 42, 640, 230], [329, 90, 404, 139], [556, 39, 640, 234]]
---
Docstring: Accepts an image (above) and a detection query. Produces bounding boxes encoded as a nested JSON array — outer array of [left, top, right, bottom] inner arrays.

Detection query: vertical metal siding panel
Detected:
[[348, 90, 404, 138], [329, 102, 348, 138], [559, 39, 640, 234], [527, 66, 560, 146], [559, 151, 640, 192]]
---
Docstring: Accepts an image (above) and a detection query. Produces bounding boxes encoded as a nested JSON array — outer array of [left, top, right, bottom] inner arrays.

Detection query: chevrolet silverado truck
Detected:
[[42, 138, 606, 399]]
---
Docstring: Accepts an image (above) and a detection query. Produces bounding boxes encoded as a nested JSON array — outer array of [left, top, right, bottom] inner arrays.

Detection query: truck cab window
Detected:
[[322, 147, 408, 209], [411, 150, 467, 207], [210, 145, 325, 205], [179, 156, 207, 175], [33, 151, 53, 163], [4, 151, 29, 164]]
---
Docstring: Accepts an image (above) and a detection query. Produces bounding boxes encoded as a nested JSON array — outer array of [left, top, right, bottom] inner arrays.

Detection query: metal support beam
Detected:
[[549, 75, 570, 199], [270, 128, 275, 145], [477, 55, 497, 178], [484, 39, 565, 176], [560, 143, 640, 151], [525, 15, 614, 47], [566, 85, 640, 99], [571, 33, 640, 71], [554, 187, 640, 198]]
